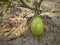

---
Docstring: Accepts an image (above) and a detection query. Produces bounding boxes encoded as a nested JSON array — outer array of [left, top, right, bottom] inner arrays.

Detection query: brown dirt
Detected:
[[0, 15, 60, 45]]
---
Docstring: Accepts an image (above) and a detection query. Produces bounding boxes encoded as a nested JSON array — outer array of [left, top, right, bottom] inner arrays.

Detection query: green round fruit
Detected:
[[31, 16, 43, 36]]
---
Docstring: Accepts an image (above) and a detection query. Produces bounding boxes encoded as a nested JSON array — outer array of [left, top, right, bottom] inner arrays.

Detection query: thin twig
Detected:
[[37, 0, 44, 14], [38, 0, 44, 9], [20, 0, 42, 12]]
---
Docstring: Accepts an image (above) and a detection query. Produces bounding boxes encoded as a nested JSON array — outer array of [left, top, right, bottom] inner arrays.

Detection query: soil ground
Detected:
[[0, 15, 60, 45]]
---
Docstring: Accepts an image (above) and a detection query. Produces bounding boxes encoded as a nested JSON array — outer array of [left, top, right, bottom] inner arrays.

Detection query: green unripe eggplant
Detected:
[[31, 16, 43, 36]]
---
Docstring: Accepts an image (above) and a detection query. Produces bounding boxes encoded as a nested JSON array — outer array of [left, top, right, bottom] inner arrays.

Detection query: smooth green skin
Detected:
[[31, 16, 43, 36]]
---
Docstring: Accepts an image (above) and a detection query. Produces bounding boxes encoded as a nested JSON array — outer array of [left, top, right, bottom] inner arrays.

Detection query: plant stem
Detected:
[[20, 0, 42, 12], [38, 0, 44, 9], [35, 0, 44, 15], [38, 0, 44, 14]]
